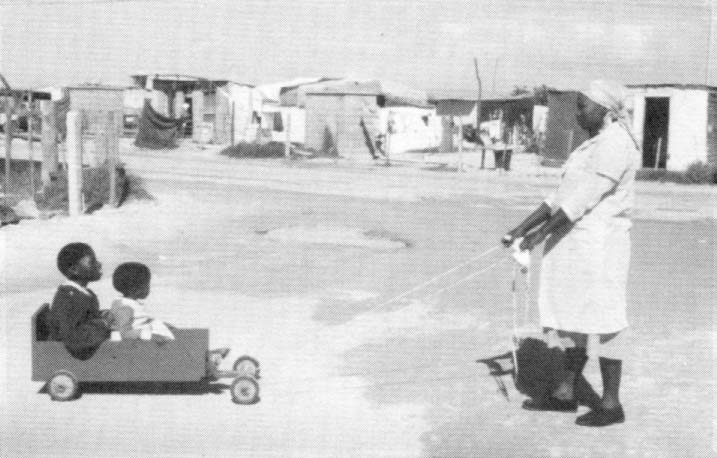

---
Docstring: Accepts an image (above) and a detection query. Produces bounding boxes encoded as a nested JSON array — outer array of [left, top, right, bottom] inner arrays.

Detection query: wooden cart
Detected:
[[32, 304, 260, 404]]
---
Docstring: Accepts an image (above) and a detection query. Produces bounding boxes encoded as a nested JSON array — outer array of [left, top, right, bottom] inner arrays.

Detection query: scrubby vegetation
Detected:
[[636, 161, 717, 185], [36, 166, 152, 213], [1, 159, 152, 219], [220, 141, 292, 159]]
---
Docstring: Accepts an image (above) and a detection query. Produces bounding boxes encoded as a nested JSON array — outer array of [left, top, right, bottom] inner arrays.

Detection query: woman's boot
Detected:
[[576, 357, 625, 426]]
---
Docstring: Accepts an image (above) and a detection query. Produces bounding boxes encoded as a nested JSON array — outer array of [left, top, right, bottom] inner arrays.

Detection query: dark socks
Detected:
[[599, 357, 622, 408], [576, 357, 624, 427]]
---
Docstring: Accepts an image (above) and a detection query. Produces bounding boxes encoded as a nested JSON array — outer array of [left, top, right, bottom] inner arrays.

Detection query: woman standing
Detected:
[[502, 80, 640, 427]]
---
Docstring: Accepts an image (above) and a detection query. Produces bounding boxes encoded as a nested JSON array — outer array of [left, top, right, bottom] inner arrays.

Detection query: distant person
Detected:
[[110, 262, 174, 342], [502, 80, 640, 427], [47, 243, 112, 360], [375, 134, 387, 158]]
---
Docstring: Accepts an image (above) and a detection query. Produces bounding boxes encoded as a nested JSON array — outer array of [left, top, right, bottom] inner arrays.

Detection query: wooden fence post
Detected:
[[40, 100, 58, 187], [28, 91, 36, 193], [284, 111, 291, 159], [66, 110, 83, 216], [385, 114, 393, 166], [4, 95, 15, 190], [458, 121, 464, 172], [192, 90, 204, 143], [108, 110, 120, 207]]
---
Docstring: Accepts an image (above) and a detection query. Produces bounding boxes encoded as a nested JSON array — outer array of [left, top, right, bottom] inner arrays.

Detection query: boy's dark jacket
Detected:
[[48, 285, 110, 360]]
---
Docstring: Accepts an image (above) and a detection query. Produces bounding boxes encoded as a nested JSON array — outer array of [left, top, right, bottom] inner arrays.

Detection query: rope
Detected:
[[510, 264, 520, 376], [430, 257, 510, 297], [205, 246, 524, 398], [365, 245, 501, 313], [509, 262, 533, 378]]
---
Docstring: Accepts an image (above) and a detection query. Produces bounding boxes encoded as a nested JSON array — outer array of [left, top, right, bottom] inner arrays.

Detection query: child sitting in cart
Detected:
[[110, 262, 175, 342], [47, 243, 112, 360]]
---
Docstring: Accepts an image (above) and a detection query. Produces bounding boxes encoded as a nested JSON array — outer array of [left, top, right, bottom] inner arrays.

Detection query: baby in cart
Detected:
[[110, 262, 175, 342]]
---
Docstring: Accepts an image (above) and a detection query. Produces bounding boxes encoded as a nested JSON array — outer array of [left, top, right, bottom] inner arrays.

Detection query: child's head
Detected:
[[57, 242, 102, 283], [112, 262, 151, 299]]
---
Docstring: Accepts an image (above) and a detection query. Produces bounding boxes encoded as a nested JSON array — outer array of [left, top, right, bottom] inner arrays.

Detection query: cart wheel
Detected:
[[48, 370, 79, 401], [233, 355, 260, 379], [231, 376, 260, 405]]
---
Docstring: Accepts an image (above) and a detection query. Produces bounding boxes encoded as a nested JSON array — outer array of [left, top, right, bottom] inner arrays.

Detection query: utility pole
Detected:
[[492, 57, 499, 93], [474, 58, 483, 168], [474, 58, 482, 129], [707, 0, 714, 85]]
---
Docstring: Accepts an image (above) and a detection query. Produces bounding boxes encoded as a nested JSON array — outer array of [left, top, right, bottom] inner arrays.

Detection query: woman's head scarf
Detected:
[[581, 80, 640, 149]]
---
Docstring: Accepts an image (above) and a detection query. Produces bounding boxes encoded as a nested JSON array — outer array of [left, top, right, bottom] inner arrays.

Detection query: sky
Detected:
[[0, 0, 715, 94]]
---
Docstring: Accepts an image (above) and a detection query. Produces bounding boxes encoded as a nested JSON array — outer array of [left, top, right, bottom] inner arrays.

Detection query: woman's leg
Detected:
[[552, 331, 588, 401], [576, 331, 626, 426], [598, 357, 622, 409]]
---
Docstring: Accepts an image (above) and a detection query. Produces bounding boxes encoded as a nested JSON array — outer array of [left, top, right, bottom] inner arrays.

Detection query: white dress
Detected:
[[111, 297, 175, 340], [538, 122, 639, 334]]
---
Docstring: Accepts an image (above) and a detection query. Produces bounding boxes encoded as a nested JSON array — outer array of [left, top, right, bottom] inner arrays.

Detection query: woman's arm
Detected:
[[502, 202, 552, 247], [519, 208, 571, 251], [520, 174, 616, 251]]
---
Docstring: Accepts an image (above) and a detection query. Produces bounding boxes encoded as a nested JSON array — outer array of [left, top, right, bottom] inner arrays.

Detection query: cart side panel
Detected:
[[31, 304, 51, 381], [32, 329, 209, 383]]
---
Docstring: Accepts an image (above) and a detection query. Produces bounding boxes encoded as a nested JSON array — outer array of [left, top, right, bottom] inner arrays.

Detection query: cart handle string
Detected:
[[366, 245, 502, 313]]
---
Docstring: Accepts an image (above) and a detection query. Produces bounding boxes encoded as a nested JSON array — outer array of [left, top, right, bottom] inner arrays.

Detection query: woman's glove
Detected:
[[519, 208, 572, 251], [501, 227, 525, 247], [501, 202, 551, 247], [519, 230, 547, 251]]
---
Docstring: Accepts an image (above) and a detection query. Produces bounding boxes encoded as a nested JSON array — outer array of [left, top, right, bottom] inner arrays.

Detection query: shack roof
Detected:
[[549, 84, 717, 94], [428, 88, 534, 103], [131, 73, 254, 92], [626, 83, 717, 92], [306, 79, 430, 108], [0, 89, 53, 101]]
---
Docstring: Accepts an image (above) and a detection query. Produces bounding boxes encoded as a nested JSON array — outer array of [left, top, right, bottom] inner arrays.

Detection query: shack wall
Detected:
[[631, 87, 708, 170], [305, 93, 380, 159], [707, 92, 717, 164]]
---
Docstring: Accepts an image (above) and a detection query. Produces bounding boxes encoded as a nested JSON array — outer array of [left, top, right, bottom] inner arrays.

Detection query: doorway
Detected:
[[642, 97, 669, 168]]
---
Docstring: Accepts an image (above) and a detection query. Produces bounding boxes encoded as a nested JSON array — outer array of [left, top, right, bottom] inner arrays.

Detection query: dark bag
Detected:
[[514, 336, 566, 400]]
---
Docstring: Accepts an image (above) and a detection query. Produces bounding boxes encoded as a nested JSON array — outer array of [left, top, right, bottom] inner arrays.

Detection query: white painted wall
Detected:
[[630, 87, 708, 170], [378, 106, 441, 154], [271, 107, 306, 144], [227, 84, 255, 143], [124, 88, 169, 115]]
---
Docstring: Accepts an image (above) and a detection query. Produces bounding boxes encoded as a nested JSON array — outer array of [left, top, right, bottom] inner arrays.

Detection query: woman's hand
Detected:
[[519, 208, 571, 251], [519, 230, 547, 251], [501, 227, 525, 247], [501, 203, 552, 247]]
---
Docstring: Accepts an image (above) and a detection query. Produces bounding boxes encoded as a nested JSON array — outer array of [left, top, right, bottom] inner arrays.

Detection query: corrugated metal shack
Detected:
[[130, 73, 255, 144], [544, 85, 717, 169], [304, 80, 434, 159], [628, 84, 717, 169]]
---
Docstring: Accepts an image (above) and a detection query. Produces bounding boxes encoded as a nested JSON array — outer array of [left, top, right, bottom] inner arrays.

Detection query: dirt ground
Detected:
[[1, 142, 714, 457]]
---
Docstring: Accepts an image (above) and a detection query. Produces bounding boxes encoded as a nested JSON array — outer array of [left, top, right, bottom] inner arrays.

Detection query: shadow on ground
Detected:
[[476, 339, 601, 409], [341, 329, 604, 457], [39, 381, 231, 398]]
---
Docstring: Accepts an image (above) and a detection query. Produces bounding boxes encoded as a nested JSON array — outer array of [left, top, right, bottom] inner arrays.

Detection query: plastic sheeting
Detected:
[[134, 99, 185, 149]]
